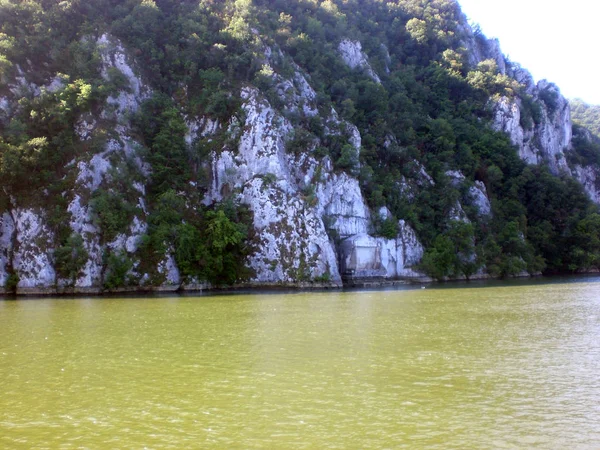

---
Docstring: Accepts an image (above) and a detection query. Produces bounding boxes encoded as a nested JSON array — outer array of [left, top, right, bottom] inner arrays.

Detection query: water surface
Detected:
[[1, 279, 600, 448]]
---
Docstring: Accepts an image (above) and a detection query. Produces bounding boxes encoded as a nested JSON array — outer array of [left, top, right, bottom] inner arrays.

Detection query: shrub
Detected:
[[55, 234, 89, 285], [103, 251, 134, 290]]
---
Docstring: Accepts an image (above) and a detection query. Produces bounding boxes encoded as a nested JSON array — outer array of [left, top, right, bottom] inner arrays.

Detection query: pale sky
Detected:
[[457, 0, 600, 105]]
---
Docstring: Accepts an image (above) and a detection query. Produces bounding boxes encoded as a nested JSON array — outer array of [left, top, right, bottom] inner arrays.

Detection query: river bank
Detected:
[[3, 270, 597, 297]]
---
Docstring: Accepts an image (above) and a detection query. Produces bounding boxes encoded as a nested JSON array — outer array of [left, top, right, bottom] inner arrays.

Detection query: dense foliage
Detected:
[[571, 99, 600, 138], [1, 0, 600, 285], [569, 99, 600, 168]]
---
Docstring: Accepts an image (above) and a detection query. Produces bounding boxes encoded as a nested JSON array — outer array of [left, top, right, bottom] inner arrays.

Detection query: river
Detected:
[[1, 277, 599, 449]]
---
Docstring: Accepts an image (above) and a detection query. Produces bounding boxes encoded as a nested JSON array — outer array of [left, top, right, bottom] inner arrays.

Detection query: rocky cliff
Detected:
[[464, 27, 600, 201], [1, 0, 599, 294], [0, 33, 430, 294]]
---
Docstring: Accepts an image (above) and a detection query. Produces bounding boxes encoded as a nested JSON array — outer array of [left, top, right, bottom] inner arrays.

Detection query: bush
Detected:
[[376, 217, 399, 239], [5, 273, 19, 293], [55, 234, 89, 285], [90, 190, 136, 242], [103, 251, 134, 289]]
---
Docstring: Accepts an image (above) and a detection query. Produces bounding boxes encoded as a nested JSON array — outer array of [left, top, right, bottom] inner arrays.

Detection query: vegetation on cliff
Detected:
[[1, 0, 600, 287]]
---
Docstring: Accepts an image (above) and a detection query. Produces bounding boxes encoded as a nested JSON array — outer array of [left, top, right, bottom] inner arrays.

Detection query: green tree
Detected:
[[55, 234, 89, 285]]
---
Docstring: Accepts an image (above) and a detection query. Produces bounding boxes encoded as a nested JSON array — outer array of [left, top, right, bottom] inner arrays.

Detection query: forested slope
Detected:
[[1, 0, 599, 293]]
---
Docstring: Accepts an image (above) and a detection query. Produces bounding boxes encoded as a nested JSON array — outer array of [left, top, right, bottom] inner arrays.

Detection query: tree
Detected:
[[420, 234, 456, 281], [55, 234, 89, 286]]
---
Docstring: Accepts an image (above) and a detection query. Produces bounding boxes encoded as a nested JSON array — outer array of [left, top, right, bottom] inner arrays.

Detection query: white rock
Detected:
[[469, 181, 492, 217], [67, 195, 103, 287], [0, 213, 15, 286], [444, 171, 492, 217], [241, 179, 339, 283], [125, 216, 147, 253], [338, 220, 424, 279], [338, 39, 381, 83], [75, 117, 97, 141], [12, 209, 56, 288], [270, 65, 319, 118], [293, 69, 319, 117], [381, 44, 391, 74], [76, 153, 112, 191], [205, 87, 341, 283], [449, 201, 470, 223], [158, 253, 180, 285], [445, 170, 465, 186], [9, 70, 40, 97], [492, 82, 572, 175], [316, 167, 371, 237], [106, 216, 146, 255], [418, 163, 435, 186], [458, 17, 507, 73], [45, 75, 65, 93], [185, 116, 220, 145], [378, 206, 391, 221], [398, 219, 425, 268], [572, 165, 600, 204], [97, 33, 150, 121]]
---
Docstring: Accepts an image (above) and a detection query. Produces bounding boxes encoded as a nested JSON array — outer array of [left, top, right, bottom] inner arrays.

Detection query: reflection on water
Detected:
[[1, 278, 600, 448]]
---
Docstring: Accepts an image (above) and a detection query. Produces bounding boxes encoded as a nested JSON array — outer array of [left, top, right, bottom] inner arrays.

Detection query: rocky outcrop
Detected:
[[11, 209, 56, 289], [0, 213, 15, 287], [207, 87, 342, 285], [492, 80, 572, 175], [488, 68, 600, 205], [469, 181, 492, 217], [568, 127, 600, 203], [339, 220, 424, 279], [460, 16, 578, 182], [338, 39, 381, 83], [97, 33, 150, 121], [65, 35, 151, 289], [458, 15, 507, 74], [572, 165, 600, 203], [205, 63, 425, 285], [445, 170, 492, 218], [0, 31, 427, 293]]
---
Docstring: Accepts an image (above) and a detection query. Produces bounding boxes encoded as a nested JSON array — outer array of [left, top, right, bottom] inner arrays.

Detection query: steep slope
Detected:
[[1, 0, 599, 293]]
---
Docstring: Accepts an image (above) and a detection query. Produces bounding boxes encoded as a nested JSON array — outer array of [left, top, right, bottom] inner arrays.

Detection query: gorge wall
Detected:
[[1, 0, 599, 294]]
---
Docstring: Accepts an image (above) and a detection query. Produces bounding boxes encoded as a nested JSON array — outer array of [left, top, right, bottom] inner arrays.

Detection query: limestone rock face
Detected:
[[569, 128, 600, 203], [469, 181, 492, 217], [460, 15, 581, 185], [11, 209, 56, 289], [572, 165, 600, 203], [458, 16, 507, 74], [316, 167, 371, 238], [207, 87, 341, 284], [97, 33, 150, 121], [0, 213, 15, 287], [444, 170, 491, 219], [205, 68, 425, 284], [157, 253, 180, 286], [66, 35, 151, 289], [0, 35, 428, 291], [491, 81, 572, 175], [338, 220, 424, 279], [338, 39, 381, 83]]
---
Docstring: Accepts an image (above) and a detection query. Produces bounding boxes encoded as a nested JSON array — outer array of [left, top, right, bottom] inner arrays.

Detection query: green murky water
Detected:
[[1, 278, 600, 449]]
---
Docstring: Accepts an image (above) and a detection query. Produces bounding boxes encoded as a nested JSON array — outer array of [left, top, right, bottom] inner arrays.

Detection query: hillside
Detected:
[[1, 0, 600, 294]]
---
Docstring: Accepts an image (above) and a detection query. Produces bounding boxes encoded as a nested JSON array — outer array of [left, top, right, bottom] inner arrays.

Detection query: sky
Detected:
[[457, 0, 600, 105]]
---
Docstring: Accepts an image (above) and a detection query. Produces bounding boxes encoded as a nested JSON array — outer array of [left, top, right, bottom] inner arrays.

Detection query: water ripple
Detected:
[[1, 280, 600, 448]]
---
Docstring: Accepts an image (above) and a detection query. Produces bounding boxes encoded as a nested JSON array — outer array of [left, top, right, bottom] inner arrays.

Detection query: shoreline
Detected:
[[1, 271, 598, 298]]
